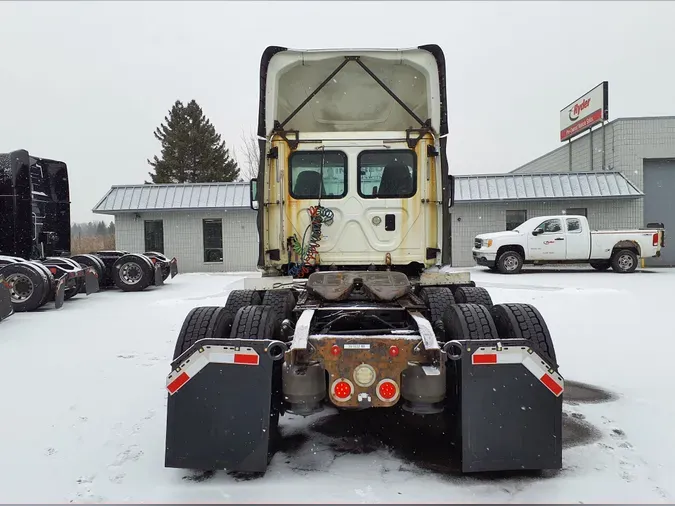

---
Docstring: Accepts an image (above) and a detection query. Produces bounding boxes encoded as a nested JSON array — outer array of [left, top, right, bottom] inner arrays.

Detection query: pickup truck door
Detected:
[[527, 218, 566, 261], [564, 217, 591, 260]]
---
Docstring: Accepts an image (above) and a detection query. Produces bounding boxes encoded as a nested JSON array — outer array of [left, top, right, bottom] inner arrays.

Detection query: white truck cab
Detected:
[[472, 214, 665, 274]]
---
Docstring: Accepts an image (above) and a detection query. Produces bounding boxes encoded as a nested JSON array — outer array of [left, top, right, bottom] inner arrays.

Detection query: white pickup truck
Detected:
[[472, 215, 665, 274]]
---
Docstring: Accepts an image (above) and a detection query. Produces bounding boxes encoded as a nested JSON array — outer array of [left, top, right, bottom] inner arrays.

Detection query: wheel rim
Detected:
[[503, 255, 520, 271], [6, 273, 34, 302], [618, 254, 634, 271], [119, 262, 143, 285]]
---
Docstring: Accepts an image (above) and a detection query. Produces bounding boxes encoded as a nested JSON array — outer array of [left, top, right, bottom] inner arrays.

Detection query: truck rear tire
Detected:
[[112, 254, 153, 291], [419, 287, 455, 329], [261, 289, 296, 340], [442, 303, 499, 340], [222, 289, 262, 337], [490, 303, 557, 366], [1, 263, 48, 312], [610, 249, 638, 273], [453, 286, 493, 308], [172, 306, 232, 360], [71, 254, 106, 286], [230, 305, 277, 340], [26, 262, 56, 307], [497, 250, 523, 274]]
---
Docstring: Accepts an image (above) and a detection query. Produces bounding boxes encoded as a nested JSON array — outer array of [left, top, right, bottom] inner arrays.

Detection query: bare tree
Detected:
[[237, 128, 261, 181]]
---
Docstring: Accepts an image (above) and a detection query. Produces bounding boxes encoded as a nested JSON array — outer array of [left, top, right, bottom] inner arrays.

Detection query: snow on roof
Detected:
[[453, 171, 643, 203], [92, 182, 251, 214]]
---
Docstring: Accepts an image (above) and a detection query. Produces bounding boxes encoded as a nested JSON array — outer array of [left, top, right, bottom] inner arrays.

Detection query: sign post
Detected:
[[560, 82, 609, 143]]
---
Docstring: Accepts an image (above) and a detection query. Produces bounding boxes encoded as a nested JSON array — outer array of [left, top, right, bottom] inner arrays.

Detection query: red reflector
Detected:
[[540, 373, 563, 396], [330, 345, 341, 356], [234, 353, 259, 365], [389, 345, 399, 357], [378, 381, 397, 400], [333, 380, 352, 399], [152, 258, 157, 263], [653, 233, 659, 246], [49, 267, 57, 274], [167, 372, 189, 394], [473, 353, 498, 364]]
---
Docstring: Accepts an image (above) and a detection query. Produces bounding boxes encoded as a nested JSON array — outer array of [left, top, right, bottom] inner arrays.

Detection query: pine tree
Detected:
[[108, 222, 115, 235], [146, 99, 239, 184]]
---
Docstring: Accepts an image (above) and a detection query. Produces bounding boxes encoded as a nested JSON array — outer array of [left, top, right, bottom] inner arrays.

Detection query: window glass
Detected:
[[566, 218, 582, 233], [203, 219, 223, 262], [565, 207, 587, 217], [289, 151, 347, 199], [506, 210, 527, 231], [144, 220, 164, 253], [358, 150, 416, 198], [536, 218, 563, 233]]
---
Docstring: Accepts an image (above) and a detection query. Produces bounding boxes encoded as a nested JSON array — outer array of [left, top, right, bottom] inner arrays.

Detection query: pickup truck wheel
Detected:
[[497, 250, 523, 274], [590, 261, 610, 271], [490, 303, 557, 366], [611, 249, 638, 273]]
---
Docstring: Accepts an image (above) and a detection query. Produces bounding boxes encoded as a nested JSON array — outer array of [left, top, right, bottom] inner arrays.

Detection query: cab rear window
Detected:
[[357, 150, 416, 199], [289, 151, 347, 200]]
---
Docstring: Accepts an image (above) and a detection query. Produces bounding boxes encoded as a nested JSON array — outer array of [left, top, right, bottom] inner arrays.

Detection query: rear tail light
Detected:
[[330, 344, 341, 356], [376, 379, 399, 402], [653, 233, 659, 247], [49, 267, 57, 274], [331, 378, 353, 401], [389, 345, 400, 357]]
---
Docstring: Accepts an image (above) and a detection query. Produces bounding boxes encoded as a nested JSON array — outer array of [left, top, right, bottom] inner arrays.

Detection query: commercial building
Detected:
[[92, 182, 258, 273]]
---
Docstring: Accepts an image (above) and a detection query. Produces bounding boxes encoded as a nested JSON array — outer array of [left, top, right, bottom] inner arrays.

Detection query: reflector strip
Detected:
[[471, 346, 564, 397], [166, 345, 260, 395]]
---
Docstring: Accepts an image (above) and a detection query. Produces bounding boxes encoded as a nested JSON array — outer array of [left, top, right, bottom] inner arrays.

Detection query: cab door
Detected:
[[527, 218, 566, 261]]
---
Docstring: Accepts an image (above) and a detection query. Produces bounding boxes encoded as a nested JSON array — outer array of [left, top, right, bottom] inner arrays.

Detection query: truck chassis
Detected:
[[165, 271, 563, 475]]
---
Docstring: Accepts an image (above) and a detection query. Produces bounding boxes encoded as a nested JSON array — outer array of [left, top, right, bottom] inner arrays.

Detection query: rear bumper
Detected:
[[472, 250, 497, 268]]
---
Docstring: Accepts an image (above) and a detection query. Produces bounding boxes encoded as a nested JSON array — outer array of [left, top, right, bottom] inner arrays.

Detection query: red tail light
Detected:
[[330, 345, 341, 356], [331, 378, 353, 401], [376, 379, 399, 402], [389, 345, 399, 357], [653, 233, 659, 247], [49, 267, 57, 274], [151, 258, 157, 264]]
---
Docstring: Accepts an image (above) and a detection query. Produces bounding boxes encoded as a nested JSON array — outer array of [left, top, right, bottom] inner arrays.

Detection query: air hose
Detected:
[[288, 205, 334, 278]]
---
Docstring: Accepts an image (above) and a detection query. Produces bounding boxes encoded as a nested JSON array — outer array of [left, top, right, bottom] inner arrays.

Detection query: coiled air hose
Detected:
[[288, 205, 334, 278]]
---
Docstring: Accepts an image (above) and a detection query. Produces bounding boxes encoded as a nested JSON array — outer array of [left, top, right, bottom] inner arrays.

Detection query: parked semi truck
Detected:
[[0, 149, 178, 312], [164, 45, 564, 476], [472, 214, 666, 274]]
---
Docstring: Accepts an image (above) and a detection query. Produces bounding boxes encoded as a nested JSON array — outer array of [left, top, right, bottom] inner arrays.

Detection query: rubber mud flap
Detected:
[[446, 338, 563, 473], [84, 267, 100, 295], [170, 258, 178, 278], [165, 338, 283, 473], [0, 276, 13, 321], [54, 276, 66, 309], [154, 263, 164, 286]]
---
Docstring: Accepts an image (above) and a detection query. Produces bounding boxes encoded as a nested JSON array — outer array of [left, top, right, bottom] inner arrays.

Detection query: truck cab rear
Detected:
[[165, 45, 564, 476]]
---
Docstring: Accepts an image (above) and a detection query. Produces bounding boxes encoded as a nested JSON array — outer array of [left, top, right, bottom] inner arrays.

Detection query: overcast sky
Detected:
[[2, 1, 675, 223]]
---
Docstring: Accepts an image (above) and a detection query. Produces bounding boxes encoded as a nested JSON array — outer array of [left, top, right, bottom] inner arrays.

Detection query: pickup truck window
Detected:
[[536, 218, 562, 233], [358, 150, 417, 199], [289, 151, 347, 199], [566, 218, 582, 233]]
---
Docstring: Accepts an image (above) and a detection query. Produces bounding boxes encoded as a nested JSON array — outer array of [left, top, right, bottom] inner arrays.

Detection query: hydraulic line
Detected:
[[288, 205, 334, 278]]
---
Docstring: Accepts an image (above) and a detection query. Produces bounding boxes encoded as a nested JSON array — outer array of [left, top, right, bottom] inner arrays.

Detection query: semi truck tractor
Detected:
[[164, 45, 564, 475]]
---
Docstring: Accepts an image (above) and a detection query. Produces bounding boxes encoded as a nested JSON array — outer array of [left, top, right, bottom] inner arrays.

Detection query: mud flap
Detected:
[[0, 276, 13, 321], [165, 338, 286, 473], [84, 267, 100, 295], [444, 339, 563, 473], [54, 276, 66, 309], [169, 258, 178, 278], [153, 264, 164, 286]]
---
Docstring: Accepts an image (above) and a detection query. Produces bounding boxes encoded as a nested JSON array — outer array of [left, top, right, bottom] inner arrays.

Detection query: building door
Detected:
[[644, 159, 675, 267]]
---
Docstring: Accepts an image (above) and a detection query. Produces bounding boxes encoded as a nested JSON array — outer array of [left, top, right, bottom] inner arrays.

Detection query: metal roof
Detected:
[[92, 182, 251, 214], [453, 171, 643, 203]]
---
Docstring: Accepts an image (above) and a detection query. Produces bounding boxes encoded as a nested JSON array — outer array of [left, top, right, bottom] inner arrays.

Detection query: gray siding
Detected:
[[450, 199, 641, 267], [114, 210, 258, 273]]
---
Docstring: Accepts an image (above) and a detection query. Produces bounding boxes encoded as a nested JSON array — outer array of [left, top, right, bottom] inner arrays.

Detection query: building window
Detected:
[[505, 210, 527, 231], [203, 219, 223, 263], [289, 151, 347, 199], [358, 150, 417, 198], [565, 207, 587, 217], [144, 220, 164, 253]]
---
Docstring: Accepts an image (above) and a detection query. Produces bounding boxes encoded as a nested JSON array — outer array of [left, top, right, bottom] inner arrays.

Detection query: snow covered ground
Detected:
[[1, 267, 673, 503]]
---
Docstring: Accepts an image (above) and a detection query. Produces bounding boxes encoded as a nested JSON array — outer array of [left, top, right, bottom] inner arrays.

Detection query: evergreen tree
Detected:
[[146, 99, 239, 184], [108, 222, 115, 235], [96, 221, 107, 235]]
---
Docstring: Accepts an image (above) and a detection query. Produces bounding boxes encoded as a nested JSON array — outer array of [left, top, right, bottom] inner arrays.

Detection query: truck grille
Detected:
[[474, 238, 482, 249]]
